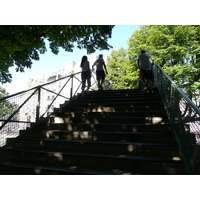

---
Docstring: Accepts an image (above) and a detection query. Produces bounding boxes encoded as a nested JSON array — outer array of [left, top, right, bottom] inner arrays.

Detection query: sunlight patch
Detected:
[[127, 144, 136, 152], [172, 156, 181, 161], [35, 168, 42, 174], [53, 153, 63, 161]]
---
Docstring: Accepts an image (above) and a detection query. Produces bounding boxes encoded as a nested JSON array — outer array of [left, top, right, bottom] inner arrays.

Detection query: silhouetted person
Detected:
[[92, 54, 108, 90], [80, 56, 91, 93], [137, 50, 154, 92]]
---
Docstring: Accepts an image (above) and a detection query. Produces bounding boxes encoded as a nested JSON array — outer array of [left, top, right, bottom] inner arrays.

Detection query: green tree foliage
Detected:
[[0, 87, 9, 98], [128, 25, 200, 101], [106, 48, 138, 89], [0, 87, 17, 119], [0, 25, 114, 84]]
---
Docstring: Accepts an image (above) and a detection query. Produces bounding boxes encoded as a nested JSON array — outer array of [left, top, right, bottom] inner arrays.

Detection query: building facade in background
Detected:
[[24, 55, 99, 122], [27, 55, 98, 88]]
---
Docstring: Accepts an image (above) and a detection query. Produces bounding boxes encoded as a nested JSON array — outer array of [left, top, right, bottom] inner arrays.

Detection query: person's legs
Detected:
[[145, 70, 153, 92], [96, 71, 101, 90], [141, 69, 148, 90], [138, 80, 143, 89], [98, 80, 102, 90], [81, 72, 86, 92], [86, 72, 91, 91], [99, 71, 105, 90]]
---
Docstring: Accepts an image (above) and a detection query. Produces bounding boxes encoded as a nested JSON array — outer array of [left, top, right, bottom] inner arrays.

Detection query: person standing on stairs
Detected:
[[92, 54, 108, 91], [137, 50, 154, 92], [80, 56, 91, 93]]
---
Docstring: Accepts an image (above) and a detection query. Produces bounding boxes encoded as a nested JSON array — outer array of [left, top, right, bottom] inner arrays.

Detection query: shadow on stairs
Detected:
[[0, 89, 186, 175]]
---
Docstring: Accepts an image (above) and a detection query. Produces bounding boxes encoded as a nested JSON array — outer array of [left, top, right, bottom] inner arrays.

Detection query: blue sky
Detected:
[[3, 25, 140, 95]]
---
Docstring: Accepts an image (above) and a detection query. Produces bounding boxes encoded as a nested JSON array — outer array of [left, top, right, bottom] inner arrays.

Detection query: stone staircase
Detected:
[[0, 89, 186, 175]]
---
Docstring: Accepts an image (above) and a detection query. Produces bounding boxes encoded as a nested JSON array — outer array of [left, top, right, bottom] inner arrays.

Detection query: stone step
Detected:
[[0, 148, 185, 175]]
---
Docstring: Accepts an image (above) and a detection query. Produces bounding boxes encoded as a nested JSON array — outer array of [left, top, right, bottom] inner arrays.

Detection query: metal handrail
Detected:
[[0, 71, 82, 101], [0, 71, 97, 147], [156, 65, 200, 114], [153, 65, 200, 174]]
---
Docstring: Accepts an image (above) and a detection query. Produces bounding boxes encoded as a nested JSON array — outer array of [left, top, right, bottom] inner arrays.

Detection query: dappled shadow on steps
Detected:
[[0, 89, 186, 175]]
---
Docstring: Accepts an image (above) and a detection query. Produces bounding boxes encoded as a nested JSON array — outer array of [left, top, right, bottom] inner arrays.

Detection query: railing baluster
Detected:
[[70, 74, 74, 99], [36, 87, 41, 122]]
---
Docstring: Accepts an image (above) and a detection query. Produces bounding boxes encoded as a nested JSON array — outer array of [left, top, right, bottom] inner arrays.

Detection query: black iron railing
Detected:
[[1, 65, 200, 174], [153, 65, 200, 174], [0, 71, 97, 147]]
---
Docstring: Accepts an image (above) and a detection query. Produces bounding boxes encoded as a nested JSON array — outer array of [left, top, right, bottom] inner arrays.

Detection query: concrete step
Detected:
[[55, 111, 168, 119], [72, 105, 165, 112], [65, 96, 162, 104], [85, 89, 159, 97], [50, 116, 169, 125], [64, 92, 161, 100], [37, 122, 172, 132], [11, 138, 181, 158], [59, 102, 164, 111], [0, 162, 97, 175], [21, 130, 176, 143], [0, 148, 185, 175], [69, 101, 163, 106]]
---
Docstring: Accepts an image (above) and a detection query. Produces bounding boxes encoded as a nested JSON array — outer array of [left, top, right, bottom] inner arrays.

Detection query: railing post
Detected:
[[70, 75, 74, 99], [36, 87, 41, 122]]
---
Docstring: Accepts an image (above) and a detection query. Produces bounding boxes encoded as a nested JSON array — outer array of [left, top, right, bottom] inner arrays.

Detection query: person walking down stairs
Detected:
[[80, 56, 91, 94], [92, 54, 108, 91]]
